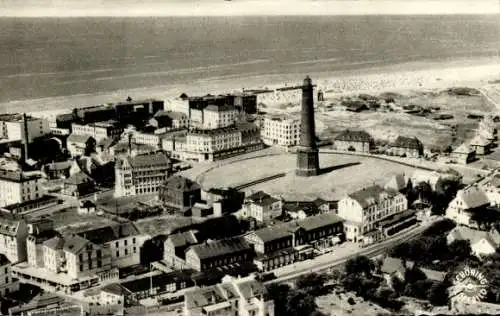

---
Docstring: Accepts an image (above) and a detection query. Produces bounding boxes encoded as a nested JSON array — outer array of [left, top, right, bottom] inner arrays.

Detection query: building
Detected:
[[240, 191, 282, 223], [73, 105, 116, 124], [380, 256, 406, 288], [0, 170, 45, 208], [71, 121, 123, 142], [159, 176, 202, 212], [469, 135, 492, 155], [451, 143, 476, 164], [296, 76, 320, 177], [114, 152, 172, 197], [388, 136, 423, 158], [384, 173, 408, 193], [481, 173, 500, 206], [43, 161, 72, 179], [184, 275, 274, 316], [202, 105, 239, 129], [447, 226, 500, 258], [26, 219, 57, 268], [100, 283, 128, 306], [66, 134, 97, 157], [333, 130, 374, 152], [164, 230, 199, 269], [244, 213, 344, 271], [0, 113, 50, 143], [185, 237, 254, 272], [338, 185, 410, 245], [260, 115, 300, 147], [121, 270, 194, 302], [112, 98, 164, 125], [110, 142, 156, 158], [77, 222, 146, 268], [150, 111, 189, 130], [61, 172, 95, 198], [233, 92, 258, 114], [0, 254, 19, 296], [445, 186, 490, 227]]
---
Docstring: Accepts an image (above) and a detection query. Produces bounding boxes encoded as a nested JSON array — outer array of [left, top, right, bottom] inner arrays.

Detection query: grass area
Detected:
[[48, 207, 117, 234], [198, 153, 420, 201], [96, 194, 158, 214], [134, 215, 203, 236]]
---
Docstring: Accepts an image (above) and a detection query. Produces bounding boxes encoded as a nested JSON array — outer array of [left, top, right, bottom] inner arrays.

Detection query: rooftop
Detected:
[[246, 191, 279, 207], [67, 134, 95, 144], [117, 152, 171, 169], [205, 104, 236, 112], [0, 113, 40, 122], [391, 136, 422, 150], [43, 235, 91, 254], [0, 254, 11, 266], [448, 226, 500, 248], [167, 230, 199, 248], [188, 237, 252, 260], [348, 185, 399, 208], [163, 175, 201, 192], [457, 186, 490, 209], [380, 257, 405, 275], [101, 283, 130, 296], [77, 223, 141, 245], [63, 172, 93, 186], [189, 126, 240, 136], [0, 169, 42, 182], [121, 270, 193, 293], [335, 130, 373, 142], [0, 217, 22, 236]]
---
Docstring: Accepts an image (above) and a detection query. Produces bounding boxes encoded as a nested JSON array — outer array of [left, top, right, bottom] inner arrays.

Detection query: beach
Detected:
[[7, 57, 499, 121]]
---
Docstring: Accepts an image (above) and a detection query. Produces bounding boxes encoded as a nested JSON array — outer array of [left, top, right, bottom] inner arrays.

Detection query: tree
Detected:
[[296, 273, 328, 296], [427, 282, 449, 306], [405, 267, 427, 284], [345, 255, 374, 277], [285, 290, 318, 316], [448, 239, 471, 260], [266, 283, 291, 314]]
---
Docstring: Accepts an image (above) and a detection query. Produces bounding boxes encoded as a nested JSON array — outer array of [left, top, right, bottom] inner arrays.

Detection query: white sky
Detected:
[[1, 0, 499, 16]]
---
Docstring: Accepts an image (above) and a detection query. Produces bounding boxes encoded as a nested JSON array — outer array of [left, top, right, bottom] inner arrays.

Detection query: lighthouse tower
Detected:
[[295, 76, 320, 177]]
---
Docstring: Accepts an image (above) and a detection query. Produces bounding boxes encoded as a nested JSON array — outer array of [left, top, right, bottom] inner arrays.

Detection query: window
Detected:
[[97, 260, 102, 268], [97, 250, 102, 258], [79, 265, 83, 272], [79, 254, 83, 262], [116, 251, 120, 257], [125, 249, 128, 255], [124, 240, 128, 246], [115, 241, 119, 248]]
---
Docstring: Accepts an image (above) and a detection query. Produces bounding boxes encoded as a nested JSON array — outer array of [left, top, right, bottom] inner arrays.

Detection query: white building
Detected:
[[71, 121, 123, 142], [447, 226, 500, 258], [338, 185, 409, 245], [445, 186, 490, 227], [0, 170, 45, 208], [77, 223, 146, 268], [184, 275, 275, 316], [202, 105, 239, 129], [261, 115, 300, 147], [240, 191, 282, 223], [114, 152, 172, 197], [0, 254, 19, 296], [481, 173, 500, 206], [0, 113, 50, 143]]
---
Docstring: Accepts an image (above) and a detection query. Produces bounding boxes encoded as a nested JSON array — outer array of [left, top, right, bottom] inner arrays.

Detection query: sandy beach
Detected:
[[1, 57, 499, 120]]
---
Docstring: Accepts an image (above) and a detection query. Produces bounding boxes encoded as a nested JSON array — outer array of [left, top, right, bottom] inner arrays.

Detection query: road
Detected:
[[265, 218, 437, 285]]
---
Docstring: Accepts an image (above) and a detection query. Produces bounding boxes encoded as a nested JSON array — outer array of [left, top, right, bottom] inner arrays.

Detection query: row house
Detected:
[[0, 216, 29, 263], [66, 134, 96, 157], [71, 120, 123, 142], [469, 135, 492, 156], [240, 191, 282, 223], [0, 170, 45, 208], [114, 152, 172, 197], [338, 185, 409, 245], [333, 129, 374, 153], [260, 115, 300, 148], [0, 254, 19, 296], [445, 185, 490, 228], [185, 237, 254, 272], [184, 275, 274, 316], [149, 111, 189, 130], [244, 213, 344, 271], [387, 136, 424, 158], [164, 230, 200, 270]]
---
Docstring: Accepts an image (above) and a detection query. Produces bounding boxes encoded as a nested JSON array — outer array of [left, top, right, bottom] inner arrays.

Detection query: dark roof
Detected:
[[128, 153, 170, 169], [391, 136, 422, 150], [335, 130, 373, 142], [63, 172, 93, 185], [56, 113, 74, 122], [67, 134, 95, 144], [381, 257, 405, 275], [235, 122, 259, 133], [348, 185, 399, 208], [163, 175, 201, 192], [252, 224, 293, 243], [205, 104, 235, 112], [189, 126, 239, 136], [151, 115, 173, 128], [188, 237, 252, 260], [101, 283, 129, 296], [297, 213, 344, 230], [45, 161, 72, 171], [155, 111, 188, 120], [121, 270, 192, 293], [0, 217, 22, 236], [0, 169, 39, 183], [167, 230, 199, 248], [78, 223, 140, 245], [246, 191, 279, 207], [43, 235, 90, 254], [0, 254, 11, 266]]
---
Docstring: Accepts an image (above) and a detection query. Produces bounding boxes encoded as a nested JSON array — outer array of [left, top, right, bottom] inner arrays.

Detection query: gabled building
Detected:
[[185, 237, 254, 272], [380, 256, 406, 288], [469, 135, 492, 155], [338, 185, 409, 245], [333, 130, 374, 153], [61, 172, 95, 198], [77, 222, 145, 268], [0, 170, 45, 208], [164, 230, 199, 269], [0, 254, 19, 296], [67, 134, 96, 157], [114, 152, 172, 197], [447, 226, 500, 258], [481, 173, 500, 206], [159, 175, 202, 212], [240, 191, 282, 223], [0, 216, 29, 263], [184, 275, 274, 316], [260, 115, 300, 148], [445, 186, 490, 227], [451, 143, 476, 164], [388, 136, 423, 158]]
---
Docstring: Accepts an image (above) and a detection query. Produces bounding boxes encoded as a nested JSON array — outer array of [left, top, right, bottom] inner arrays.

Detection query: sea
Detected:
[[0, 15, 499, 103]]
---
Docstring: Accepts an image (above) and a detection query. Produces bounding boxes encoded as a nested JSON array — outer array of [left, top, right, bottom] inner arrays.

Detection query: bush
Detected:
[[347, 297, 356, 305]]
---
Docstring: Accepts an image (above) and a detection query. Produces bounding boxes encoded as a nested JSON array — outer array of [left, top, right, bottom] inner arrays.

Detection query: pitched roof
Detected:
[[78, 223, 140, 245], [235, 278, 266, 299], [246, 191, 279, 207], [188, 237, 252, 260], [127, 152, 170, 169], [44, 235, 91, 254], [454, 143, 474, 154], [67, 134, 95, 144], [391, 136, 422, 149], [0, 254, 11, 266], [0, 217, 21, 236], [380, 257, 405, 275], [384, 173, 407, 192], [121, 270, 193, 293], [297, 212, 344, 231], [168, 230, 199, 248], [448, 226, 500, 248], [456, 186, 490, 209], [420, 268, 447, 282], [163, 175, 201, 192], [63, 172, 93, 185], [155, 111, 188, 120], [251, 223, 293, 243], [470, 135, 490, 147], [205, 104, 235, 112], [348, 185, 399, 208], [101, 283, 129, 296], [335, 130, 373, 142]]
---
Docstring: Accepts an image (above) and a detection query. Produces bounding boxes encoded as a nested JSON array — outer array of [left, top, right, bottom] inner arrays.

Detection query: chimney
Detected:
[[128, 133, 132, 155], [22, 113, 29, 162]]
